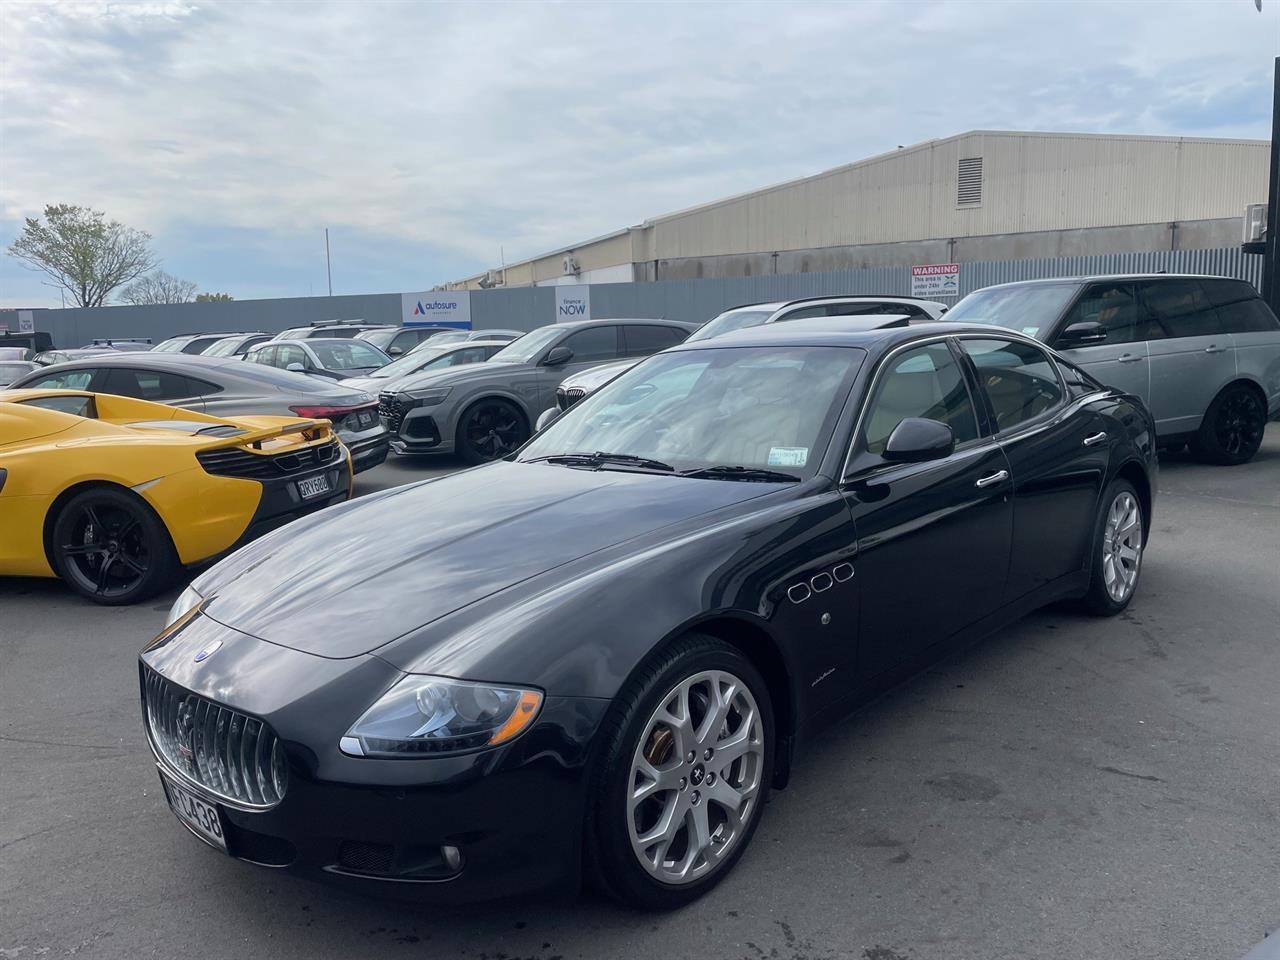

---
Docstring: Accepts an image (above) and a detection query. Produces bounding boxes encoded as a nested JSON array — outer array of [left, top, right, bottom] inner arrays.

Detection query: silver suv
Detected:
[[684, 295, 947, 343], [946, 275, 1280, 464]]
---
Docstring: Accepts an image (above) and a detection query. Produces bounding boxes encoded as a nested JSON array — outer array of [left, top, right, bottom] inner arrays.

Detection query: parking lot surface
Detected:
[[2, 436, 1277, 960]]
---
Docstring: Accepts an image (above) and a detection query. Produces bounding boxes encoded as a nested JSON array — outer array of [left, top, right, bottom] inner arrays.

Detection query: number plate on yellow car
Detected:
[[296, 473, 332, 500], [161, 773, 227, 850]]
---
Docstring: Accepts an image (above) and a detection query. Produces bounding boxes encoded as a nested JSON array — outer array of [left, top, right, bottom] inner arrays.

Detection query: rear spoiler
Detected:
[[198, 419, 332, 452]]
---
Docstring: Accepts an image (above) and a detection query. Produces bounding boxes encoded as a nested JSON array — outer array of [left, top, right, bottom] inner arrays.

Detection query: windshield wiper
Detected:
[[528, 451, 675, 472], [678, 465, 800, 483]]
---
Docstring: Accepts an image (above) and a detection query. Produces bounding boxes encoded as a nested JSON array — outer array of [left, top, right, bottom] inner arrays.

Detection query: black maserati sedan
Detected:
[[140, 318, 1156, 909]]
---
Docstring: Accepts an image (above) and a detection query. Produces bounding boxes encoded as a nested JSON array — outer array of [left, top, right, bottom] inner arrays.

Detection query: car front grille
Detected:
[[196, 439, 340, 479], [556, 386, 586, 411], [378, 392, 408, 433], [142, 667, 287, 808]]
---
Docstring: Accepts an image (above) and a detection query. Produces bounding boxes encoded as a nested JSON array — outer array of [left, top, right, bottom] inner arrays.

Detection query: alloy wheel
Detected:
[[626, 670, 765, 885], [464, 402, 524, 460], [59, 501, 151, 599], [1214, 390, 1264, 458], [1101, 491, 1142, 603]]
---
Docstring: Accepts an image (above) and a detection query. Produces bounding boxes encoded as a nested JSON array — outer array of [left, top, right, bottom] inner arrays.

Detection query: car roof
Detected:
[[970, 273, 1249, 292], [721, 295, 946, 313], [549, 317, 698, 331], [675, 317, 1021, 353]]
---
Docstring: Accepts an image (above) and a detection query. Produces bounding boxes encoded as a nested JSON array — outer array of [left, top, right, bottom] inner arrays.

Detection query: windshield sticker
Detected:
[[767, 447, 808, 467]]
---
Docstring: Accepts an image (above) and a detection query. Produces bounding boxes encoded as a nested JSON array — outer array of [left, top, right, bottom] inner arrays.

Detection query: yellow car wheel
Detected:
[[51, 487, 180, 605]]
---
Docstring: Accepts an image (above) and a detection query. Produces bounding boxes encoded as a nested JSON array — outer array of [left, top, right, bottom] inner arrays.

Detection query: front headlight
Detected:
[[340, 675, 543, 758], [404, 387, 451, 407], [165, 584, 204, 630]]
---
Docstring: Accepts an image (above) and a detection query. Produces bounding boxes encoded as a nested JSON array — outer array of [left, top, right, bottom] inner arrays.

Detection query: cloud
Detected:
[[1, 0, 1276, 306]]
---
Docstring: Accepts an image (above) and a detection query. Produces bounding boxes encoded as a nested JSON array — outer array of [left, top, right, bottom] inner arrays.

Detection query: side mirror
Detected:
[[1056, 321, 1107, 347], [883, 418, 955, 463], [389, 346, 404, 356], [285, 362, 305, 373], [535, 407, 560, 432], [543, 345, 574, 366]]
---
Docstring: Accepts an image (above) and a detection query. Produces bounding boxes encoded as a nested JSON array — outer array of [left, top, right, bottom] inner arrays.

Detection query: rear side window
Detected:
[[961, 338, 1064, 433], [561, 326, 621, 363], [1138, 280, 1223, 338], [103, 368, 197, 401], [622, 325, 687, 357], [1201, 280, 1280, 334], [25, 369, 96, 390], [863, 342, 979, 454]]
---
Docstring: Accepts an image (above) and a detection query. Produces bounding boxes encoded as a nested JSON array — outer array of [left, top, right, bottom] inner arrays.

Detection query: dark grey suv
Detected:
[[380, 318, 697, 463]]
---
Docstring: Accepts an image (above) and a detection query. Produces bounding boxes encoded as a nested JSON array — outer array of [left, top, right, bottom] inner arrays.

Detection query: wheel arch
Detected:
[[457, 391, 533, 434], [1113, 460, 1152, 538], [42, 480, 173, 573]]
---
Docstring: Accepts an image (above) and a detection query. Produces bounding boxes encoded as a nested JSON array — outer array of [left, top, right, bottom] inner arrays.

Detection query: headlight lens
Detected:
[[342, 676, 543, 758], [405, 388, 451, 407], [164, 584, 204, 630]]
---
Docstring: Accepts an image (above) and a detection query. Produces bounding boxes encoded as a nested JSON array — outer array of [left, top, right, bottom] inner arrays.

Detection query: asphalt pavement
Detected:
[[2, 435, 1278, 960]]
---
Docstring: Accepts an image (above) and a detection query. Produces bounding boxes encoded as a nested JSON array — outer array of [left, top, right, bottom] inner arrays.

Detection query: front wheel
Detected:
[[1080, 479, 1144, 616], [587, 635, 773, 910], [455, 398, 528, 465], [1191, 383, 1266, 465], [50, 487, 179, 605]]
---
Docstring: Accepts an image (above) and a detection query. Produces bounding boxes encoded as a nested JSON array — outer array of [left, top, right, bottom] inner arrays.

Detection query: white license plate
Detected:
[[161, 774, 226, 850], [296, 473, 332, 500]]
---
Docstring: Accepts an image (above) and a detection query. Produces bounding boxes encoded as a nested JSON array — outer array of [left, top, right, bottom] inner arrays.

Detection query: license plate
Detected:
[[354, 409, 376, 429], [297, 473, 332, 500], [161, 774, 226, 850]]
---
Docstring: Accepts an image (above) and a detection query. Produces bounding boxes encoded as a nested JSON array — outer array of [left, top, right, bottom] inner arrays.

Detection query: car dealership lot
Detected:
[[2, 436, 1277, 960]]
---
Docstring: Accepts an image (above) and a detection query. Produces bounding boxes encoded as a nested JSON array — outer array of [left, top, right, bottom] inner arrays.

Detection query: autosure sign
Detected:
[[401, 291, 472, 329], [554, 285, 591, 322], [910, 263, 961, 298]]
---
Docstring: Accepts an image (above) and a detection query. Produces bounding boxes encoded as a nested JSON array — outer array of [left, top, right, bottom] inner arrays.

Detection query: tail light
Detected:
[[288, 402, 376, 420]]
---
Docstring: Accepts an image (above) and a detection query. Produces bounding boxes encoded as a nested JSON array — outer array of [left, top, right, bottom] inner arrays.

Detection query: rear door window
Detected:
[[1137, 280, 1224, 339], [960, 338, 1065, 433], [1201, 279, 1280, 333], [621, 325, 687, 357], [103, 368, 198, 401]]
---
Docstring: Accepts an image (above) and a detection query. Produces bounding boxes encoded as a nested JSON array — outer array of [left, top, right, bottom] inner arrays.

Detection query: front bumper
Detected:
[[388, 408, 451, 455], [139, 617, 608, 902]]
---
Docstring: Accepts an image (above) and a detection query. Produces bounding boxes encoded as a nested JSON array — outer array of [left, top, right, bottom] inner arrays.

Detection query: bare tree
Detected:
[[7, 204, 157, 308], [195, 291, 234, 302], [118, 270, 199, 305]]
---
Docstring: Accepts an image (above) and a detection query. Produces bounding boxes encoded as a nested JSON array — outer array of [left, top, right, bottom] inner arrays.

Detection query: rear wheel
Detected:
[[1191, 383, 1266, 465], [455, 398, 527, 464], [51, 488, 178, 605], [587, 635, 773, 910], [1080, 479, 1144, 616]]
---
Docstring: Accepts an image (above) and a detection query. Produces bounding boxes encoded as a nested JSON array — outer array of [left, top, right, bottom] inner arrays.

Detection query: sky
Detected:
[[0, 0, 1277, 308]]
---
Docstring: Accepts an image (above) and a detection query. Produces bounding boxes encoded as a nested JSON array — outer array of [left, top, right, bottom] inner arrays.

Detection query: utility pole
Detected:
[[1263, 56, 1280, 315], [325, 228, 333, 297]]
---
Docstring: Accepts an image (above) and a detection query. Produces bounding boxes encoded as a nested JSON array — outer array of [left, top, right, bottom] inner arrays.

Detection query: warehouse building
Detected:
[[447, 130, 1269, 290]]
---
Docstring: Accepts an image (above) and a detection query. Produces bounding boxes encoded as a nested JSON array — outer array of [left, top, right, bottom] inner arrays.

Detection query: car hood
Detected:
[[196, 460, 775, 658], [562, 359, 638, 392], [393, 361, 531, 395]]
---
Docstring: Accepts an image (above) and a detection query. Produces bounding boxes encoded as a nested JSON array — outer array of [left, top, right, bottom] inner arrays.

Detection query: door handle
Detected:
[[1204, 345, 1226, 354], [1083, 431, 1108, 447], [975, 470, 1009, 489], [1117, 353, 1144, 363]]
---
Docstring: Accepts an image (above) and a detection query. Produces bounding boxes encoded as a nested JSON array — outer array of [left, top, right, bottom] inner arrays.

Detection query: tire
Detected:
[[50, 487, 179, 605], [455, 398, 528, 465], [585, 634, 774, 910], [1191, 383, 1266, 465], [1079, 479, 1145, 616]]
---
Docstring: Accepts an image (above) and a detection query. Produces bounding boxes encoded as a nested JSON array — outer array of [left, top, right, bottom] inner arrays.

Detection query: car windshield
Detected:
[[944, 283, 1079, 340], [489, 324, 562, 363], [519, 345, 865, 477], [202, 337, 241, 357], [309, 341, 389, 369], [365, 345, 451, 379], [685, 309, 776, 343], [152, 337, 190, 352]]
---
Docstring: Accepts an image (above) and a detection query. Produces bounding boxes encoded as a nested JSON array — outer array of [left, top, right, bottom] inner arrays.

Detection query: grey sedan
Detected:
[[9, 352, 389, 473], [379, 318, 696, 463]]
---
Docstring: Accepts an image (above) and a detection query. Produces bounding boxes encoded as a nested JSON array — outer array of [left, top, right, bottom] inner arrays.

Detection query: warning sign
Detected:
[[910, 263, 960, 298]]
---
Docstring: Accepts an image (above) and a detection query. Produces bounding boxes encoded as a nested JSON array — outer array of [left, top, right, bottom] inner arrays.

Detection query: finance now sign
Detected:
[[910, 263, 961, 299], [555, 285, 591, 322]]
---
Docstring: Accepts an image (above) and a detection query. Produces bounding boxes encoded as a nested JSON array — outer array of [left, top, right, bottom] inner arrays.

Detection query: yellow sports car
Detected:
[[0, 389, 352, 604]]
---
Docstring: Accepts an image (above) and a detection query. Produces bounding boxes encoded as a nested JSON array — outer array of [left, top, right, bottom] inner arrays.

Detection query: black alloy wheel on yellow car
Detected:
[[51, 487, 179, 604]]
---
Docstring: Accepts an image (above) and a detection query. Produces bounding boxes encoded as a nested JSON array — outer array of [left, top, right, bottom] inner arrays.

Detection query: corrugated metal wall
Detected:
[[15, 246, 1265, 346]]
